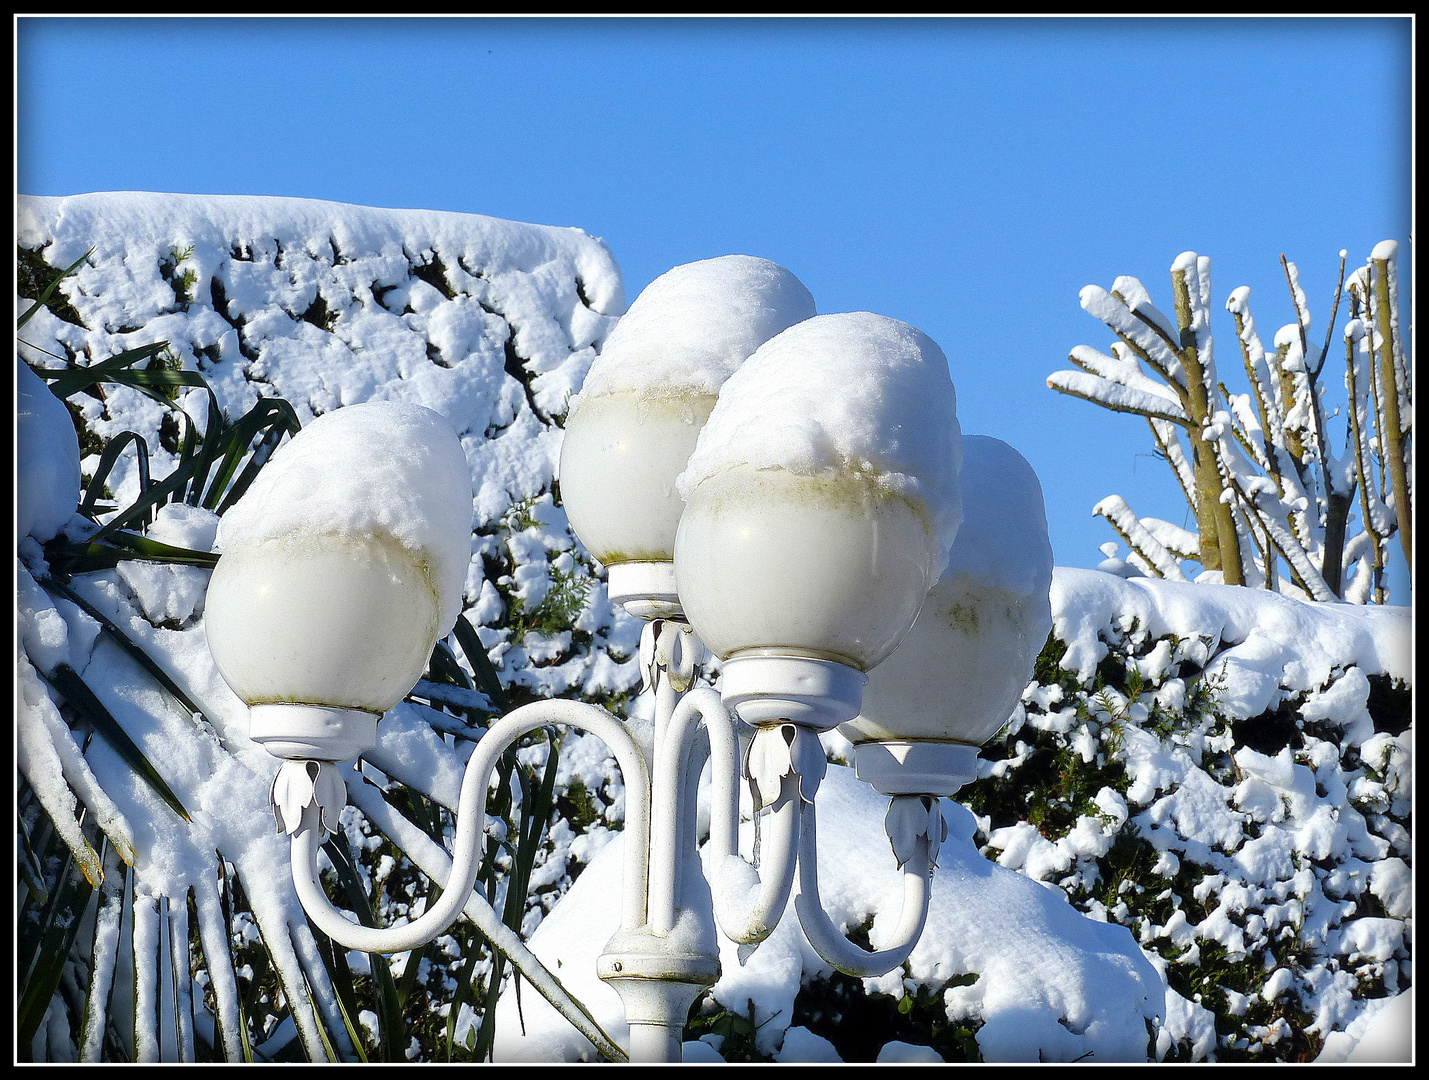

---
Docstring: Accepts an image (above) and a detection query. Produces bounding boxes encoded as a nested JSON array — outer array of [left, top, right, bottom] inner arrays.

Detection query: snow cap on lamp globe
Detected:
[[574, 254, 817, 403], [677, 311, 963, 572], [674, 312, 962, 728], [206, 402, 474, 742], [216, 402, 473, 634], [559, 256, 816, 616]]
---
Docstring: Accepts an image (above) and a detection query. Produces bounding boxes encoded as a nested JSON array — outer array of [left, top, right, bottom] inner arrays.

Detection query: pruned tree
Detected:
[[1049, 242, 1411, 604]]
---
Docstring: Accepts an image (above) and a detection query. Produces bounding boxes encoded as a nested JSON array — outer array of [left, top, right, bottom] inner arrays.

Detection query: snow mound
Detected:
[[1315, 990, 1411, 1062], [877, 1040, 943, 1062], [18, 191, 643, 705], [678, 311, 963, 567], [1051, 568, 1409, 742], [16, 357, 81, 543], [493, 763, 1163, 1063], [18, 191, 624, 526], [577, 254, 815, 401], [217, 401, 473, 634]]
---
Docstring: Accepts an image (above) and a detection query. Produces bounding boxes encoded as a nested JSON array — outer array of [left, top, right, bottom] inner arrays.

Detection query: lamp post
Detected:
[[205, 274, 1045, 1063]]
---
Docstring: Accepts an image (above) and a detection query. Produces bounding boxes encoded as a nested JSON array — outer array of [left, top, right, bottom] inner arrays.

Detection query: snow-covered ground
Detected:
[[16, 193, 1412, 1063]]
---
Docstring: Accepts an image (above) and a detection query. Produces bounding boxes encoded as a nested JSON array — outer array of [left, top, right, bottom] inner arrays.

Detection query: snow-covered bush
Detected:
[[16, 193, 638, 1062], [969, 570, 1410, 1061], [16, 194, 1411, 1063], [1048, 244, 1411, 603]]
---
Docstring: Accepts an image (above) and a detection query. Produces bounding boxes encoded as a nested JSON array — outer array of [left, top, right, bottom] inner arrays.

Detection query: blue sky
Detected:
[[16, 16, 1412, 590]]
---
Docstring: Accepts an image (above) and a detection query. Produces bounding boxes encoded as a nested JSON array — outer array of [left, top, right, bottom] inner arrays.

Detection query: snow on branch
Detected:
[[1137, 517, 1200, 561], [1078, 285, 1182, 379], [1054, 242, 1411, 604], [1110, 275, 1180, 341], [1093, 496, 1190, 581], [1046, 369, 1189, 425]]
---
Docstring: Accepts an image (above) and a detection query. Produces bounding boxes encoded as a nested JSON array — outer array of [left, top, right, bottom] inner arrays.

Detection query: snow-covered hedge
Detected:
[[16, 193, 1411, 1063], [17, 193, 642, 1063], [18, 192, 641, 708], [974, 570, 1410, 1061]]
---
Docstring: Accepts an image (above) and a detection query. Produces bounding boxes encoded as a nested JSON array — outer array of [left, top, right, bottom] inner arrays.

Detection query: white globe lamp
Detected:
[[674, 313, 962, 730], [559, 256, 815, 619], [205, 403, 473, 762], [840, 435, 1054, 795]]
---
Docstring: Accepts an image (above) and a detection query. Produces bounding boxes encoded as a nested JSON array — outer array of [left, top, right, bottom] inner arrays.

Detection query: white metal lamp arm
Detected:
[[643, 659, 936, 975], [288, 698, 653, 951], [650, 687, 802, 946], [792, 794, 937, 978]]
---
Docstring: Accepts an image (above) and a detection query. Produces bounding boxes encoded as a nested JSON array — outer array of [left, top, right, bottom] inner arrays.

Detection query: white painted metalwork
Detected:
[[275, 611, 946, 1063]]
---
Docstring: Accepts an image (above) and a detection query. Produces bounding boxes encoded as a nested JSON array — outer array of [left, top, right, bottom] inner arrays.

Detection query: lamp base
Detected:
[[852, 740, 978, 797], [250, 703, 379, 762], [607, 561, 684, 621], [598, 933, 720, 1064], [719, 654, 866, 731]]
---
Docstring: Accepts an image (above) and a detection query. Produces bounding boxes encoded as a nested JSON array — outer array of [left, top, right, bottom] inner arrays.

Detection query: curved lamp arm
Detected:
[[290, 698, 652, 953], [339, 778, 623, 1062], [646, 687, 717, 935], [701, 701, 806, 947], [642, 684, 802, 946], [792, 795, 935, 978]]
